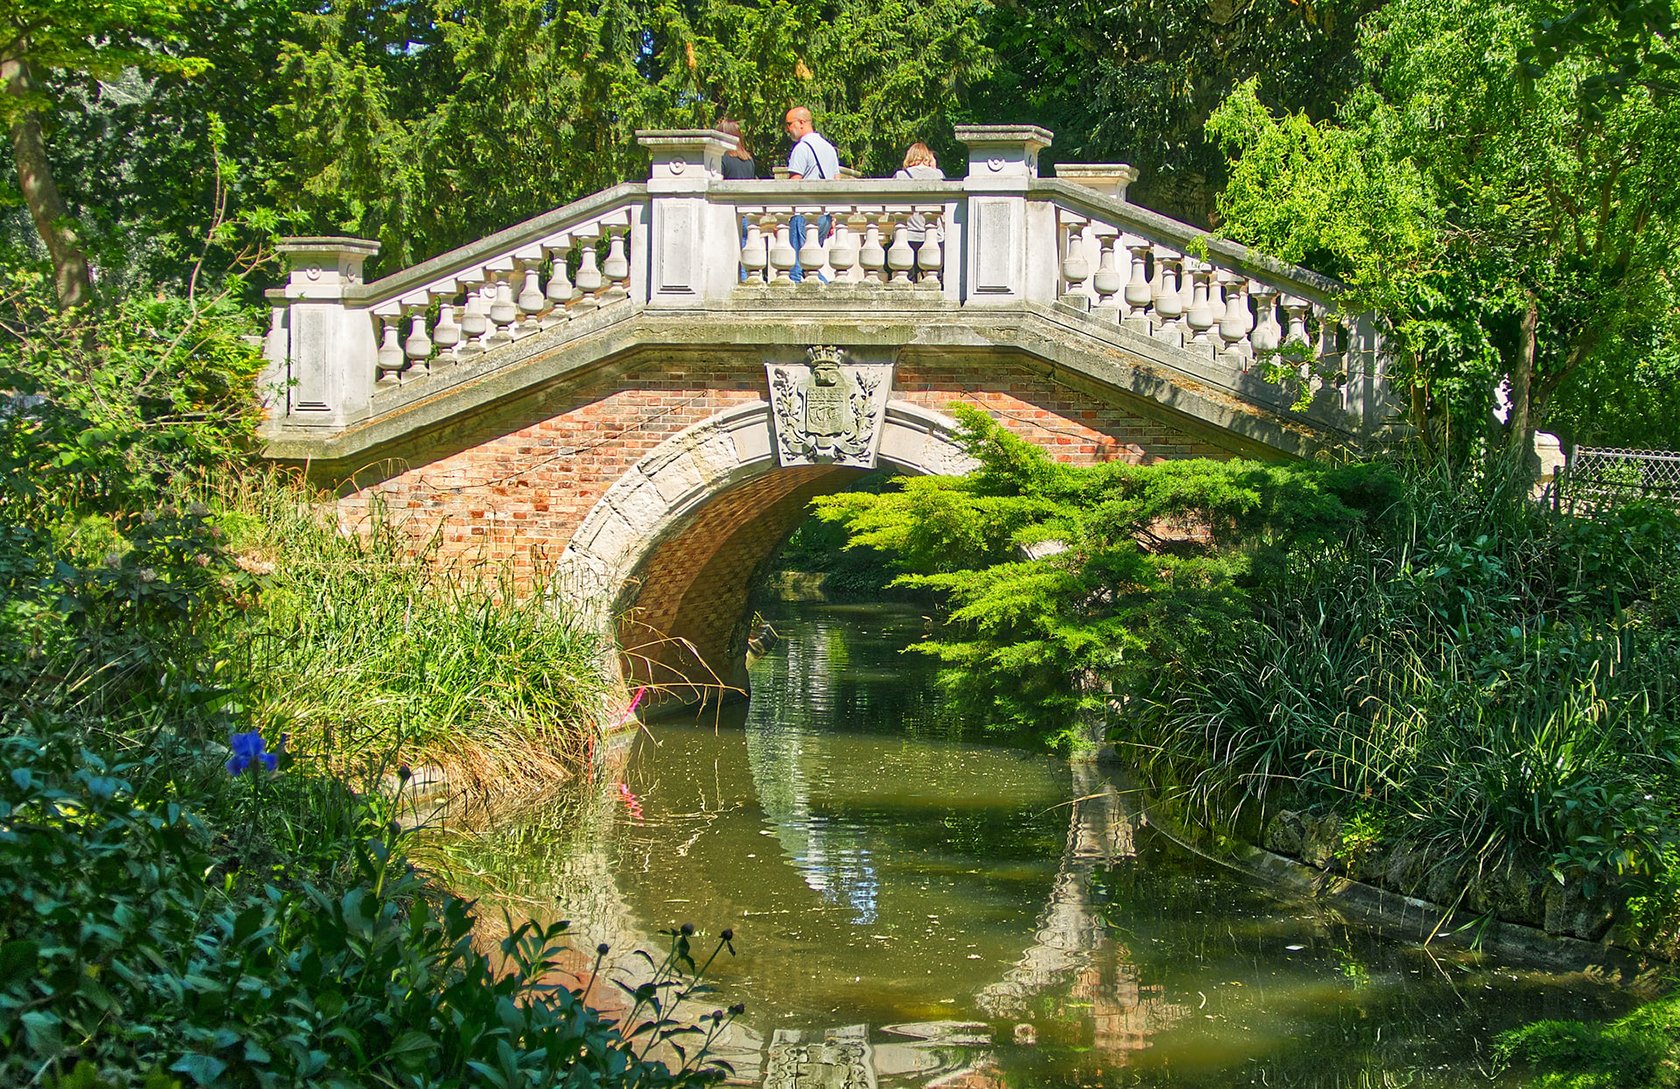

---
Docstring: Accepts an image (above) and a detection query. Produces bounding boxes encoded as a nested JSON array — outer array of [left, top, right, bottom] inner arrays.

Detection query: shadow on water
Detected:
[[426, 601, 1635, 1088]]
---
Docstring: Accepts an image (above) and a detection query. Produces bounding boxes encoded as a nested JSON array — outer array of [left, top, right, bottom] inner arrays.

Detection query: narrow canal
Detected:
[[433, 601, 1633, 1087]]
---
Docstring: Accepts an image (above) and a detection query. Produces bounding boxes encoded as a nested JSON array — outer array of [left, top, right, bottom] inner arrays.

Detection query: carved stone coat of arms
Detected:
[[765, 348, 894, 468]]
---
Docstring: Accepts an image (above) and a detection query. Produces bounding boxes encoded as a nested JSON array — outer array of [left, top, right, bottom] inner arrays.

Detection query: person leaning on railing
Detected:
[[894, 142, 944, 281], [783, 105, 840, 283], [716, 118, 756, 179], [717, 119, 756, 282]]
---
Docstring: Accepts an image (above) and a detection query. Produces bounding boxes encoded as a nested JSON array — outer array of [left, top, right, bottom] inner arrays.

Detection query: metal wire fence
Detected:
[[1556, 446, 1680, 513]]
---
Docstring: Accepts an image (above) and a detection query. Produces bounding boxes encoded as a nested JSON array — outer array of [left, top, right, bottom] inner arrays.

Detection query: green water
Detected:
[[436, 602, 1633, 1087]]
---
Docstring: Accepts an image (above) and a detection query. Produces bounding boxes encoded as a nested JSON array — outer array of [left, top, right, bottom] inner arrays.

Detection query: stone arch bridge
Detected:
[[261, 126, 1393, 704]]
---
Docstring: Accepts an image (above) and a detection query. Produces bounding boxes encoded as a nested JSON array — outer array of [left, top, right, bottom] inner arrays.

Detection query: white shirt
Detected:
[[788, 132, 840, 180]]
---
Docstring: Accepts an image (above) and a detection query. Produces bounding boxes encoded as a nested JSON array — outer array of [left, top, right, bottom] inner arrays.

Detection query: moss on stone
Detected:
[[1496, 995, 1680, 1089]]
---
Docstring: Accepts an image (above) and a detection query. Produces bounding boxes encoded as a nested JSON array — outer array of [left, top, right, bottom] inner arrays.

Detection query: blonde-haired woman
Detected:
[[896, 142, 941, 178], [893, 143, 944, 279]]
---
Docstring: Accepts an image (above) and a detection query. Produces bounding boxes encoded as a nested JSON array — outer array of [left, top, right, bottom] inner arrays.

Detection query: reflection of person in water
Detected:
[[742, 717, 880, 924]]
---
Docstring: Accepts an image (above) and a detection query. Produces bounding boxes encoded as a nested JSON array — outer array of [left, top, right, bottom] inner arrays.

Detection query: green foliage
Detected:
[[1206, 0, 1680, 454], [1144, 466, 1680, 898], [42, 0, 298, 287], [0, 274, 264, 725], [1496, 994, 1680, 1089], [271, 0, 997, 270], [0, 727, 731, 1087], [977, 0, 1378, 222], [813, 407, 1400, 748], [0, 271, 265, 523], [0, 0, 208, 127]]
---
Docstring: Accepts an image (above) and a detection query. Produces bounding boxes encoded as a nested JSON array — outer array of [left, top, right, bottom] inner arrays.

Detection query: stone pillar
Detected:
[[1345, 313, 1390, 434], [266, 237, 380, 427], [636, 128, 738, 308], [956, 124, 1054, 307], [1054, 163, 1140, 202]]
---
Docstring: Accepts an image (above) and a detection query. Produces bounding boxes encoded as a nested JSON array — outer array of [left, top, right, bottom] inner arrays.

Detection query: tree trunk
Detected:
[[3, 56, 91, 310], [1508, 294, 1539, 458]]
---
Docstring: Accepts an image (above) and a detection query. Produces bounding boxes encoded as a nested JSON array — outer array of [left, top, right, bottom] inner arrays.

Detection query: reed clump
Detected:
[[1139, 463, 1680, 944], [228, 474, 615, 795]]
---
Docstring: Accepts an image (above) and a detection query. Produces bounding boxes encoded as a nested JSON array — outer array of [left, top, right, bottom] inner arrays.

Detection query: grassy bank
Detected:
[[231, 478, 614, 796], [0, 278, 726, 1085]]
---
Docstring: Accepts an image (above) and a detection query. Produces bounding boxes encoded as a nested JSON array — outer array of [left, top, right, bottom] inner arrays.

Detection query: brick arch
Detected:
[[558, 401, 977, 705]]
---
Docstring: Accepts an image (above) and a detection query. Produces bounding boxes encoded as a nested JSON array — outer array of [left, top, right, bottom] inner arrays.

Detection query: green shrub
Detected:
[[812, 406, 1401, 749], [0, 727, 730, 1088], [1141, 463, 1680, 899]]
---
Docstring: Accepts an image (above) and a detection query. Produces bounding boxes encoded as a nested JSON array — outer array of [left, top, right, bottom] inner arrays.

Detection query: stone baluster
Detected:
[[459, 282, 490, 356], [1059, 214, 1091, 309], [886, 214, 916, 284], [1185, 262, 1218, 355], [1122, 239, 1153, 331], [1248, 286, 1283, 355], [858, 216, 887, 284], [1091, 227, 1122, 316], [740, 213, 769, 284], [917, 210, 944, 290], [767, 214, 797, 284], [796, 206, 826, 287], [601, 223, 630, 302], [516, 266, 546, 335], [829, 211, 861, 283], [376, 316, 406, 385], [1216, 273, 1254, 365], [432, 301, 462, 363], [402, 305, 433, 370], [1151, 251, 1186, 347], [1317, 310, 1345, 378], [573, 228, 603, 311], [544, 242, 576, 326], [486, 270, 518, 347], [1282, 296, 1311, 349]]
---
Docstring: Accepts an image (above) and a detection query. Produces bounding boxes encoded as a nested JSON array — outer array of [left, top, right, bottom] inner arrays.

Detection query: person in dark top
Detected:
[[716, 119, 756, 179], [717, 119, 755, 281]]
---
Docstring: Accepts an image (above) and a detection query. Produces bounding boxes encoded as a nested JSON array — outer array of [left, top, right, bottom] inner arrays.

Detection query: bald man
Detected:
[[784, 106, 839, 181], [783, 106, 840, 282]]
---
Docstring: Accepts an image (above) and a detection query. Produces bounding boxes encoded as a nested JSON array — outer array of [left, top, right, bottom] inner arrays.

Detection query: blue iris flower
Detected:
[[226, 730, 279, 775]]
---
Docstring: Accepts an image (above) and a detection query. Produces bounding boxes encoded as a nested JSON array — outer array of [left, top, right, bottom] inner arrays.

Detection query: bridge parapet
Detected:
[[265, 185, 650, 429], [263, 126, 1393, 442]]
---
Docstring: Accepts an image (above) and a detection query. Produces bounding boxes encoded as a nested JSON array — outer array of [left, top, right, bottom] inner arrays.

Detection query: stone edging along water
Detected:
[[1133, 796, 1663, 983]]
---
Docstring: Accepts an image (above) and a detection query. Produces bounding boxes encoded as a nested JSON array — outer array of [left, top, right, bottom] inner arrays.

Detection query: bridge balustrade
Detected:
[[263, 125, 1391, 439]]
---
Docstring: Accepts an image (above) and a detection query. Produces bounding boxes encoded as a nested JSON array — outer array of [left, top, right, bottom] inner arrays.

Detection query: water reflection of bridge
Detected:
[[440, 716, 1187, 1087], [739, 761, 1189, 1088]]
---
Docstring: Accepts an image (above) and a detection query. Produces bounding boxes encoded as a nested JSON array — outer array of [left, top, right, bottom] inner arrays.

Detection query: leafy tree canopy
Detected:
[[272, 0, 997, 269], [1208, 0, 1680, 454], [974, 0, 1379, 223]]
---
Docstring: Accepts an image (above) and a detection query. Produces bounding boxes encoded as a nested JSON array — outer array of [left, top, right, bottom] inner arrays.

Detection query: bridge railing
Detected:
[[265, 185, 650, 427], [264, 125, 1391, 437], [1032, 179, 1386, 429]]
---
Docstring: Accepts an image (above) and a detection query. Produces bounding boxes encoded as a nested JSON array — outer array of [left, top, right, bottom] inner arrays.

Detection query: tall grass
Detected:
[[227, 474, 616, 794], [1135, 463, 1680, 907]]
